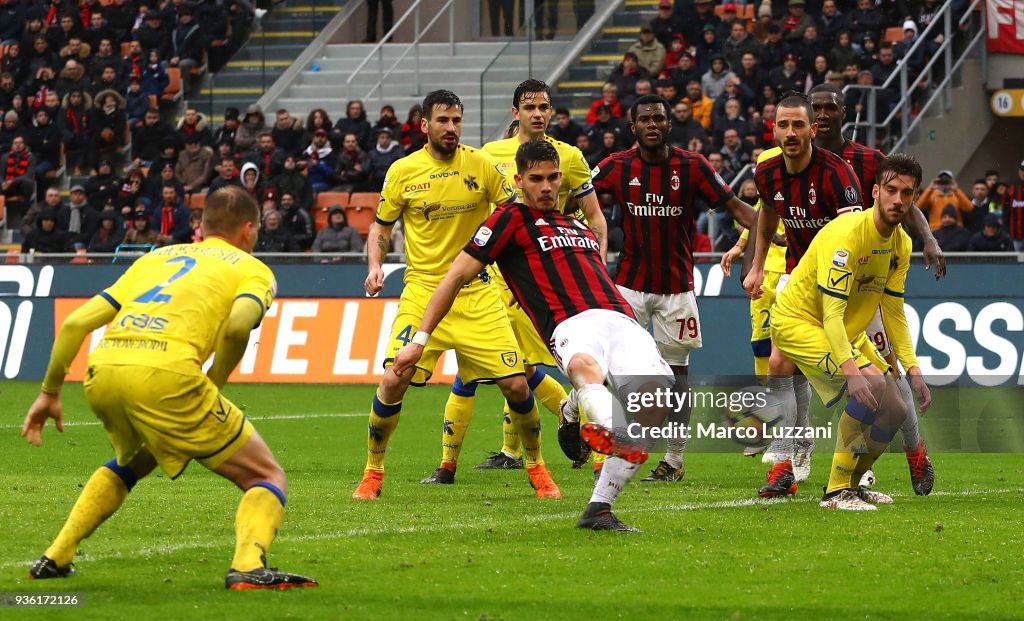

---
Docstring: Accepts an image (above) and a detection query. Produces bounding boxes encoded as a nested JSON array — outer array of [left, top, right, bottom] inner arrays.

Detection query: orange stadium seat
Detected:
[[348, 192, 381, 210], [314, 192, 349, 231], [162, 67, 182, 102], [344, 205, 377, 236], [883, 27, 904, 44], [188, 193, 207, 209]]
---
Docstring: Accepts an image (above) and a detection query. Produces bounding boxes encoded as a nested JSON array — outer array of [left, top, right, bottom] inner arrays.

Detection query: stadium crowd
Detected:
[[3, 0, 1021, 255]]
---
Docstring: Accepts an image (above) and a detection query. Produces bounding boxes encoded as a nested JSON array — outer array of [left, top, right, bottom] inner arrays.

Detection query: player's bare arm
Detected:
[[723, 196, 757, 230], [742, 206, 779, 299], [207, 297, 267, 388], [365, 220, 394, 296], [391, 251, 487, 376], [904, 203, 946, 279], [577, 191, 609, 262], [22, 295, 118, 446]]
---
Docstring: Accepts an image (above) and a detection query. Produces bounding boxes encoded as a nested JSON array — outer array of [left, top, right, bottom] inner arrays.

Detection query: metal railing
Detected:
[[840, 0, 986, 150], [343, 0, 456, 106], [478, 8, 544, 144]]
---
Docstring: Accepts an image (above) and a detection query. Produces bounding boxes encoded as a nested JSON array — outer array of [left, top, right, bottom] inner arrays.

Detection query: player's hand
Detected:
[[742, 267, 764, 300], [921, 238, 946, 280], [720, 244, 742, 278], [22, 392, 64, 447], [391, 344, 423, 377], [772, 233, 787, 246], [845, 370, 878, 411], [907, 368, 931, 413], [365, 265, 385, 296]]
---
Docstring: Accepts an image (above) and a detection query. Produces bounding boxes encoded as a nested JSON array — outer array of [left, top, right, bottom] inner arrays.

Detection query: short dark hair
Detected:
[[515, 139, 559, 175], [776, 93, 814, 123], [630, 94, 671, 124], [422, 90, 463, 119], [512, 79, 551, 109], [808, 83, 843, 99], [555, 107, 570, 116], [875, 153, 922, 188]]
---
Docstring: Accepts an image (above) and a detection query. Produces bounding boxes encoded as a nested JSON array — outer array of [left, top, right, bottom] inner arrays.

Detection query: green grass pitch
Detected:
[[1, 381, 1022, 620]]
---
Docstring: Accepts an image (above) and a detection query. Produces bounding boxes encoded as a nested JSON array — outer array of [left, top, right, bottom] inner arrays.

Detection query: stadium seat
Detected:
[[162, 67, 182, 102], [883, 27, 904, 43], [188, 193, 207, 209], [45, 144, 65, 179], [740, 4, 754, 20], [71, 248, 91, 264], [120, 42, 131, 56], [348, 192, 381, 210], [314, 192, 349, 232], [344, 205, 376, 236]]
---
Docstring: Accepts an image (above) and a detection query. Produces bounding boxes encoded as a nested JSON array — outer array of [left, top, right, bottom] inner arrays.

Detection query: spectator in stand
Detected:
[[805, 54, 831, 91], [86, 38, 119, 84], [624, 78, 653, 114], [794, 26, 829, 72], [124, 76, 149, 127], [152, 182, 191, 245], [607, 52, 650, 110], [706, 151, 731, 182], [208, 156, 242, 193], [713, 75, 754, 124], [19, 185, 61, 236], [694, 25, 723, 73], [372, 104, 401, 136], [312, 205, 364, 253], [246, 131, 286, 179], [169, 4, 205, 78], [842, 0, 884, 46], [91, 64, 124, 98], [650, 0, 685, 48], [271, 108, 304, 157], [723, 21, 761, 72], [399, 104, 427, 153], [189, 207, 204, 242], [548, 107, 584, 145], [758, 24, 787, 70], [715, 3, 741, 41], [2, 44, 28, 90], [213, 107, 241, 146], [22, 208, 71, 254], [751, 2, 776, 42], [25, 107, 62, 185], [669, 52, 702, 93], [585, 82, 623, 124], [750, 101, 777, 148], [255, 208, 299, 252], [818, 0, 843, 46], [933, 204, 970, 251], [769, 53, 807, 94], [333, 99, 373, 151], [1004, 161, 1024, 251], [124, 206, 160, 247], [334, 132, 367, 193], [137, 11, 171, 61], [578, 134, 601, 168], [701, 54, 735, 101], [964, 178, 996, 231], [84, 13, 115, 56], [147, 161, 185, 205], [894, 20, 936, 76], [0, 0, 25, 43], [132, 108, 174, 168], [682, 80, 713, 131], [90, 89, 128, 166], [919, 169, 973, 231], [141, 49, 169, 98], [57, 184, 99, 249], [829, 29, 860, 73], [598, 192, 624, 253], [302, 128, 337, 192], [85, 158, 120, 210], [176, 134, 213, 194], [718, 127, 752, 175], [628, 26, 667, 77], [667, 100, 707, 147], [48, 13, 82, 54], [714, 98, 750, 144], [271, 154, 313, 212], [235, 104, 266, 153], [681, 0, 721, 47], [364, 0, 395, 43], [176, 105, 213, 149], [55, 59, 89, 97], [61, 89, 91, 174], [585, 104, 626, 150], [88, 210, 125, 252], [302, 108, 332, 148], [655, 78, 680, 107], [278, 191, 314, 251], [968, 214, 1014, 252], [117, 168, 147, 212], [780, 0, 815, 41], [0, 110, 21, 153], [239, 161, 266, 201], [364, 127, 404, 192]]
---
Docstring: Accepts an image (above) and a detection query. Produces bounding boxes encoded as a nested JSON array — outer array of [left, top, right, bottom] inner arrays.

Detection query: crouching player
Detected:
[[21, 186, 317, 589], [768, 154, 932, 510], [392, 140, 675, 531]]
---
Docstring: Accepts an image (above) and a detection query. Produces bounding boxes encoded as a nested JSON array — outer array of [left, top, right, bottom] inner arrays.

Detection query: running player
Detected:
[[353, 90, 560, 500], [21, 186, 317, 590], [393, 140, 675, 531], [427, 79, 607, 479], [743, 93, 864, 497], [589, 94, 757, 482], [771, 153, 932, 510]]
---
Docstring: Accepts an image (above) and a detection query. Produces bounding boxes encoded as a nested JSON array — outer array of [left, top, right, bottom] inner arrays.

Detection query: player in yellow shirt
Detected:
[[353, 89, 560, 500], [433, 79, 609, 476], [21, 187, 317, 589], [770, 154, 932, 510]]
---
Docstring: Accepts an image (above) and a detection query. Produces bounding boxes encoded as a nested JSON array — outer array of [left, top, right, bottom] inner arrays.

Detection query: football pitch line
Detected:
[[2, 487, 1020, 572], [0, 412, 367, 431]]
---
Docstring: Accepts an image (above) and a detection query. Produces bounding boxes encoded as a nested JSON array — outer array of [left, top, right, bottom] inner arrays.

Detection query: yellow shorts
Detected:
[[83, 365, 254, 479], [491, 268, 557, 367], [771, 316, 890, 409], [385, 280, 524, 385], [750, 270, 782, 344]]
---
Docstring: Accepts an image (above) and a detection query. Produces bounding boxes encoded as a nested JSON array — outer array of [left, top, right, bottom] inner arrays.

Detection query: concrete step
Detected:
[[320, 40, 566, 60]]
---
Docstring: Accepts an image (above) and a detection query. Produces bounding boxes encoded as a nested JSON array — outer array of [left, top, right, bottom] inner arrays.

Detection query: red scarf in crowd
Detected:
[[160, 205, 175, 236], [4, 150, 31, 180]]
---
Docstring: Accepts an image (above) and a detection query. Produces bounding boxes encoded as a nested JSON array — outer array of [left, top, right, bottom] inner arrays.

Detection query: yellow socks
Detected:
[[500, 407, 522, 458], [45, 461, 133, 567], [366, 393, 402, 472], [825, 410, 871, 494], [440, 392, 475, 467], [231, 484, 285, 572], [532, 373, 569, 416], [753, 356, 770, 384], [506, 393, 544, 468]]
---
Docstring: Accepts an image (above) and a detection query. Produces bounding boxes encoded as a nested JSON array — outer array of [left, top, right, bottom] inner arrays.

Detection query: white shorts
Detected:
[[550, 309, 675, 390], [615, 286, 701, 366], [865, 307, 892, 358]]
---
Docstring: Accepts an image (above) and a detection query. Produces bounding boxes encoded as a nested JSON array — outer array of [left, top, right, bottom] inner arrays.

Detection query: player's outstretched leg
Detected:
[[424, 377, 477, 484], [759, 375, 797, 497], [30, 451, 156, 580], [895, 375, 934, 495], [497, 376, 560, 499], [577, 456, 643, 533], [215, 429, 316, 590]]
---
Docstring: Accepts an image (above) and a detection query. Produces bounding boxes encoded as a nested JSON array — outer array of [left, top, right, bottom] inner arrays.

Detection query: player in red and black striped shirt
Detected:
[[392, 140, 676, 532], [591, 95, 757, 481], [1004, 163, 1024, 250]]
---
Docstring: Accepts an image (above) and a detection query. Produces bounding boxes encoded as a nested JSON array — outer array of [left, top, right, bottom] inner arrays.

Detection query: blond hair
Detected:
[[201, 186, 260, 237]]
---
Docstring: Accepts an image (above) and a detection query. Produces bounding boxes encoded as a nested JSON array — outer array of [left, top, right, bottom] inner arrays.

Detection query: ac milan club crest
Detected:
[[670, 173, 680, 191], [808, 187, 817, 205]]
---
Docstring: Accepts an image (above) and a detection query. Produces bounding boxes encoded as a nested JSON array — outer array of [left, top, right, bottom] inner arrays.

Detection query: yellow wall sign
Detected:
[[990, 89, 1024, 116]]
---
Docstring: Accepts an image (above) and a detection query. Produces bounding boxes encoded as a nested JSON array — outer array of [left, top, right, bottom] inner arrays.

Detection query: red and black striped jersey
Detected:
[[1005, 182, 1024, 240], [591, 146, 734, 294], [839, 140, 887, 192], [754, 145, 864, 273], [465, 203, 634, 342]]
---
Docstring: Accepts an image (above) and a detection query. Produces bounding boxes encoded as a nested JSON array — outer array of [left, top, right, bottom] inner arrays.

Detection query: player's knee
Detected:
[[566, 354, 602, 385], [497, 375, 531, 403], [768, 349, 794, 375], [379, 369, 410, 402]]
